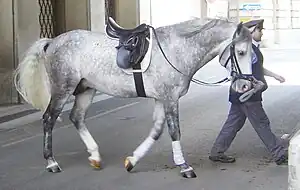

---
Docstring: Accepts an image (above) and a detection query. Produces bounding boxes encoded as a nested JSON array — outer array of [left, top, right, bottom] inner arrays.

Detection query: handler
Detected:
[[209, 19, 288, 165]]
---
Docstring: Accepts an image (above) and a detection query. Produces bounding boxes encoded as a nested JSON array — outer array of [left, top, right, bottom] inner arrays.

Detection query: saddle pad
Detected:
[[121, 29, 153, 75]]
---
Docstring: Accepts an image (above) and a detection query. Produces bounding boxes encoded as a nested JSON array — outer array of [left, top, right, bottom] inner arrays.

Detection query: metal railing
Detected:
[[38, 0, 55, 38], [105, 0, 115, 22]]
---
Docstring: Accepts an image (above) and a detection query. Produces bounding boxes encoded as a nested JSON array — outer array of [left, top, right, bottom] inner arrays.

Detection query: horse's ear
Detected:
[[236, 22, 244, 35]]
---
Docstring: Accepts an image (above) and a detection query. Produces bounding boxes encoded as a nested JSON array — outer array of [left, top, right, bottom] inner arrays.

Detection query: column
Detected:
[[89, 0, 106, 32], [0, 0, 15, 104]]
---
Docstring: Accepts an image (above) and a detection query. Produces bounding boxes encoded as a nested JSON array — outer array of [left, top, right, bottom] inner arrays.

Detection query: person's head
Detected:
[[244, 19, 264, 42]]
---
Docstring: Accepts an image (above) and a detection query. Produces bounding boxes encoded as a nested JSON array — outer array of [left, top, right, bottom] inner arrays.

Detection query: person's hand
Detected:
[[274, 75, 285, 83]]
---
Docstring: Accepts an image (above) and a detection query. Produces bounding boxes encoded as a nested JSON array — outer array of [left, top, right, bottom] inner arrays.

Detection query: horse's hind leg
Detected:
[[125, 99, 166, 171], [166, 101, 196, 178], [43, 91, 72, 173], [69, 88, 101, 169]]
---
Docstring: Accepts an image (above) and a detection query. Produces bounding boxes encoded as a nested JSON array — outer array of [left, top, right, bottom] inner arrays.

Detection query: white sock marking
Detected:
[[133, 136, 155, 163], [78, 128, 100, 161]]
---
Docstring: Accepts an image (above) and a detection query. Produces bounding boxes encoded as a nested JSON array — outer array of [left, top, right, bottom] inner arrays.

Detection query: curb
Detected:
[[0, 93, 112, 129], [0, 109, 39, 124]]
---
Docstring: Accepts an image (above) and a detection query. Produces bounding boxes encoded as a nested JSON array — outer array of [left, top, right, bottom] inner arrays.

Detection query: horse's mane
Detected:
[[169, 17, 250, 42], [175, 17, 236, 38]]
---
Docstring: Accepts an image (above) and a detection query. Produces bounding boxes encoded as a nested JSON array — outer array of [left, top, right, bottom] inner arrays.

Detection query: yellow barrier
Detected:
[[239, 17, 252, 23]]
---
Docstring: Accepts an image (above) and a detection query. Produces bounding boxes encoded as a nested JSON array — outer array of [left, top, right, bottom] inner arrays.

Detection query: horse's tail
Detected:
[[14, 38, 53, 113]]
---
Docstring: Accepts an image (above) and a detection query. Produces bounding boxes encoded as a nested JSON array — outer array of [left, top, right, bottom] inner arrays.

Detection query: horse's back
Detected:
[[48, 29, 118, 69], [52, 29, 117, 49], [45, 29, 138, 94]]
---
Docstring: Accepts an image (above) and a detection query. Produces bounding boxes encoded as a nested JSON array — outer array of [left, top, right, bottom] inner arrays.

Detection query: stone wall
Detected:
[[0, 0, 40, 105]]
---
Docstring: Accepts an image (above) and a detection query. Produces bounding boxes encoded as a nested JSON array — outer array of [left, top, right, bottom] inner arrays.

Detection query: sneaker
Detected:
[[275, 151, 288, 165], [209, 154, 236, 163]]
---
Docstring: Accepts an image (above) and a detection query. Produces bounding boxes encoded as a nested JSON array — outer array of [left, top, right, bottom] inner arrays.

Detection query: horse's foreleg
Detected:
[[166, 101, 197, 178], [125, 99, 166, 171], [43, 93, 71, 173], [69, 88, 101, 169]]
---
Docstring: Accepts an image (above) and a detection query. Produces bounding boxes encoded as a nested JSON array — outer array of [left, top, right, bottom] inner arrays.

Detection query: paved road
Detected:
[[0, 48, 299, 190]]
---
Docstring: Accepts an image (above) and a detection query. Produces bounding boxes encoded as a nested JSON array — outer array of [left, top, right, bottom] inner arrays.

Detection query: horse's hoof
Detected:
[[181, 170, 197, 178], [179, 164, 197, 178], [124, 157, 134, 172], [89, 158, 101, 169], [46, 164, 62, 173]]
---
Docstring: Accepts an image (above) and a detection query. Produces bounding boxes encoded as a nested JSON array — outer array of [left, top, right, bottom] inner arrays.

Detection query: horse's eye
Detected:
[[238, 50, 245, 56]]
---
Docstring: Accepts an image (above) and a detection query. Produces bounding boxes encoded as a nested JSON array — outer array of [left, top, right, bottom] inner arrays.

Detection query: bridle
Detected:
[[217, 25, 266, 102], [218, 27, 254, 85], [150, 23, 254, 86]]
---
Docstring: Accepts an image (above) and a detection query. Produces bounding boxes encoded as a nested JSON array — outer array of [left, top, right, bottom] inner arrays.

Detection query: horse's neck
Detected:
[[190, 22, 236, 73]]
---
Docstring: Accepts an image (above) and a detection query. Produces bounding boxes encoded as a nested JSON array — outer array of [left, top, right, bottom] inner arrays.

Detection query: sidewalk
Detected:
[[261, 42, 300, 50]]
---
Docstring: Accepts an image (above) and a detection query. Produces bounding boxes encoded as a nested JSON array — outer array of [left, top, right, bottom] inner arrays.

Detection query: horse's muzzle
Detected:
[[231, 78, 253, 93], [231, 76, 265, 102]]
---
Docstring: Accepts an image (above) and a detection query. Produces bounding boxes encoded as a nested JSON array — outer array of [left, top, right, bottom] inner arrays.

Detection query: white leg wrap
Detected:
[[79, 128, 101, 161], [172, 141, 185, 165], [133, 136, 155, 162]]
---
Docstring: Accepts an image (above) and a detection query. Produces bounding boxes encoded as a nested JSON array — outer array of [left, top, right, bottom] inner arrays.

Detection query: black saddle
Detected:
[[107, 17, 149, 35], [106, 17, 151, 69]]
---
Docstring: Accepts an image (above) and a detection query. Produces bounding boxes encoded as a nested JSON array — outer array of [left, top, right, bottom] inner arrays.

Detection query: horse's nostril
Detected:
[[242, 84, 249, 92]]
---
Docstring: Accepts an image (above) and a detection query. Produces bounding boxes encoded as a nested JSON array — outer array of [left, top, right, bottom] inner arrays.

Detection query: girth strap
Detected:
[[133, 63, 146, 97]]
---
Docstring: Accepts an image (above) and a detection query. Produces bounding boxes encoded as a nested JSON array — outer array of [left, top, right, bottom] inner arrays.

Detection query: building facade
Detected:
[[0, 0, 113, 105], [227, 0, 300, 46], [0, 0, 209, 105]]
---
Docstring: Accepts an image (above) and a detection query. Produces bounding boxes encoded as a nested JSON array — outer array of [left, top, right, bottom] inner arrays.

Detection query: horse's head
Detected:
[[218, 22, 262, 99]]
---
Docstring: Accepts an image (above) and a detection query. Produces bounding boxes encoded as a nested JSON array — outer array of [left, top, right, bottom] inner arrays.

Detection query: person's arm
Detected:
[[263, 67, 285, 83], [263, 68, 278, 77]]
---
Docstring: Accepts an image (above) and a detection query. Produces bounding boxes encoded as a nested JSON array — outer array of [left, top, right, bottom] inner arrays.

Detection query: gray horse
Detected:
[[14, 17, 258, 178]]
